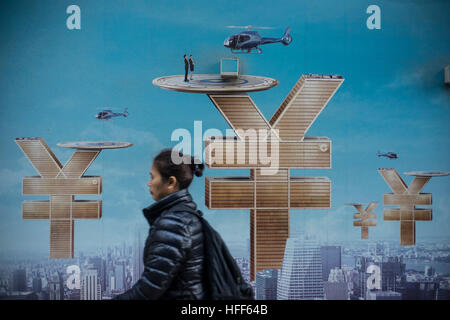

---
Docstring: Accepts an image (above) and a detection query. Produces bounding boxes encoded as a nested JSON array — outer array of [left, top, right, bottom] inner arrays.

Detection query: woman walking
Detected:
[[114, 149, 205, 300]]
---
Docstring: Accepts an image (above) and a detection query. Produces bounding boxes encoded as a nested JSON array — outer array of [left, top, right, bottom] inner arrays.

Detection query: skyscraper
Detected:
[[32, 277, 42, 293], [399, 280, 439, 300], [133, 228, 144, 284], [368, 242, 385, 257], [424, 266, 434, 278], [122, 242, 127, 258], [49, 273, 64, 300], [354, 255, 405, 299], [12, 269, 26, 292], [320, 246, 341, 282], [324, 268, 348, 300], [354, 256, 378, 300], [277, 234, 324, 300], [89, 257, 106, 294], [114, 262, 125, 292], [380, 256, 404, 292], [256, 269, 278, 300], [81, 269, 102, 300]]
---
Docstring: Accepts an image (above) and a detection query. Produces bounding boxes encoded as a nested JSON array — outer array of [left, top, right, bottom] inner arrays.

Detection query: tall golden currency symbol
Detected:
[[378, 169, 445, 246], [16, 138, 131, 258], [346, 202, 377, 239], [205, 74, 344, 280]]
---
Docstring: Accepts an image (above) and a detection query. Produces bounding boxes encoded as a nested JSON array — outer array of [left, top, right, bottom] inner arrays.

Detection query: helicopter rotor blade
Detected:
[[226, 25, 274, 30], [251, 26, 274, 29], [226, 25, 251, 29]]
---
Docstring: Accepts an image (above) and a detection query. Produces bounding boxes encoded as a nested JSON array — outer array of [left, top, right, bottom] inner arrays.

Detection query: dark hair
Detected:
[[184, 54, 186, 57], [153, 149, 204, 190]]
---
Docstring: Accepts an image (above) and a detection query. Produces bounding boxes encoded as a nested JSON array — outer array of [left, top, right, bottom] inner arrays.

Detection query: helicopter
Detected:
[[377, 151, 398, 159], [223, 25, 292, 54], [95, 108, 128, 120]]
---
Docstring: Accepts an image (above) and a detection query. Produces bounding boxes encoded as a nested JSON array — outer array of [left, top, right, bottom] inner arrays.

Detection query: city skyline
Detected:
[[2, 234, 450, 300]]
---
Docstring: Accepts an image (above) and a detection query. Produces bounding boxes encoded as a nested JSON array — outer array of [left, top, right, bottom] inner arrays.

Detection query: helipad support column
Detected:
[[16, 138, 132, 258], [153, 73, 344, 281]]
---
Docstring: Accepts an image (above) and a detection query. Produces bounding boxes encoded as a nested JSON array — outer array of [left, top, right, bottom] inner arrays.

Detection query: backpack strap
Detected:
[[172, 203, 254, 300]]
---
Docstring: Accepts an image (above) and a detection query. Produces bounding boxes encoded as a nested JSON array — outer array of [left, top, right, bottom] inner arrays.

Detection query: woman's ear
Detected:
[[167, 176, 179, 190]]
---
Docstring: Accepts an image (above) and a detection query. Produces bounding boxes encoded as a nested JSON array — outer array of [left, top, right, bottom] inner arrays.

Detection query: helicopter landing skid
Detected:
[[231, 47, 262, 54]]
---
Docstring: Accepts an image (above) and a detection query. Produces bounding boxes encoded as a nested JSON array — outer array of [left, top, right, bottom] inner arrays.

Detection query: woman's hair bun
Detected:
[[193, 163, 204, 177], [190, 156, 204, 177]]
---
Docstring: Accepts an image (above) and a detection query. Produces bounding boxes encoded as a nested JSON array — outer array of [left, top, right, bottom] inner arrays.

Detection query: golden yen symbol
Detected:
[[378, 169, 449, 246], [16, 137, 132, 258], [204, 74, 344, 280], [345, 202, 377, 239]]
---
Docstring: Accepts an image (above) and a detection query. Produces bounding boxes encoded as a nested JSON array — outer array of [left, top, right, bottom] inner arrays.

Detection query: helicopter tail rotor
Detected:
[[281, 27, 292, 45]]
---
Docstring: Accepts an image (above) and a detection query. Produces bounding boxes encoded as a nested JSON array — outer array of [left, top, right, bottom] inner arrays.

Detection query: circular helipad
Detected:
[[152, 74, 278, 93], [404, 171, 450, 177], [57, 141, 133, 150]]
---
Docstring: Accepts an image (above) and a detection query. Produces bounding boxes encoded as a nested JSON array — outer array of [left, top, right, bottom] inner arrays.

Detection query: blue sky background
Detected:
[[0, 0, 449, 259]]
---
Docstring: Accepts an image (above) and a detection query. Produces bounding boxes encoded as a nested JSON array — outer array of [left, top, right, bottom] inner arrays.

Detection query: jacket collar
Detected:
[[142, 189, 197, 225]]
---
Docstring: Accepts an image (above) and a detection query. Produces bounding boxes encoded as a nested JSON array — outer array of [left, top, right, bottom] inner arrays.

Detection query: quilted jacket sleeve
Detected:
[[114, 213, 193, 300]]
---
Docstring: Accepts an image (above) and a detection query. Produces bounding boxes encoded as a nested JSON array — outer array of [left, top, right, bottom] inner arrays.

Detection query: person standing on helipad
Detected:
[[184, 54, 189, 82], [189, 55, 195, 80]]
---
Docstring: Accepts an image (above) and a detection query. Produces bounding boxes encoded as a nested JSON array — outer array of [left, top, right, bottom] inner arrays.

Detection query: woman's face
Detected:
[[147, 163, 177, 201]]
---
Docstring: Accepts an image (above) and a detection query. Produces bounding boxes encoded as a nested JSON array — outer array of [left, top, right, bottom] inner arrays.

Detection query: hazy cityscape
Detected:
[[1, 232, 450, 300]]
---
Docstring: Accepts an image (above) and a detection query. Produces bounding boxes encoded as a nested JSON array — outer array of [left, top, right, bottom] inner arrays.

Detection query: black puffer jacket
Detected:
[[115, 189, 205, 300]]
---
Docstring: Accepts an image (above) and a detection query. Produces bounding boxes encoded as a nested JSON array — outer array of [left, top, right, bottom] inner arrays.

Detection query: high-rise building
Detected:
[[343, 267, 359, 299], [437, 280, 450, 300], [380, 256, 404, 292], [424, 266, 434, 278], [48, 273, 64, 300], [12, 269, 27, 292], [89, 257, 106, 293], [122, 242, 127, 258], [367, 242, 386, 257], [114, 263, 125, 292], [32, 277, 42, 293], [277, 234, 324, 300], [105, 257, 114, 294], [81, 269, 102, 300], [110, 275, 116, 291], [324, 268, 348, 300], [133, 229, 144, 284], [383, 242, 390, 257], [375, 243, 384, 257], [256, 269, 278, 300], [399, 280, 439, 300], [354, 256, 374, 300], [320, 246, 341, 282], [125, 270, 133, 291], [354, 255, 405, 299]]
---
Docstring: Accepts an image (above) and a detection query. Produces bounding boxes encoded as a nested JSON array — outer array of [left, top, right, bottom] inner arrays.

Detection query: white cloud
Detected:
[[384, 58, 450, 107]]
